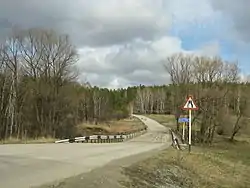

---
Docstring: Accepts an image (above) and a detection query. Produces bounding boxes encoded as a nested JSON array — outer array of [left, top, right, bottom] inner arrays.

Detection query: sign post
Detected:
[[178, 117, 189, 142], [188, 109, 192, 152], [181, 95, 198, 153], [182, 122, 185, 141], [175, 112, 180, 131]]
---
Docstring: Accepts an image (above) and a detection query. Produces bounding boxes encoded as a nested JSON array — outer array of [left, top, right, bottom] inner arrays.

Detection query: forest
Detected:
[[0, 28, 249, 143], [133, 53, 250, 143]]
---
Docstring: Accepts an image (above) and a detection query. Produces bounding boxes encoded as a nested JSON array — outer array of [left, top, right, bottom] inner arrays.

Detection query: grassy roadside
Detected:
[[0, 137, 56, 144], [121, 140, 250, 188], [1, 116, 145, 144], [144, 114, 176, 129], [76, 116, 146, 136], [121, 114, 250, 188]]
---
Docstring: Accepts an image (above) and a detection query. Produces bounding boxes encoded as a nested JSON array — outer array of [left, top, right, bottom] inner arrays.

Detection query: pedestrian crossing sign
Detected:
[[182, 96, 198, 110]]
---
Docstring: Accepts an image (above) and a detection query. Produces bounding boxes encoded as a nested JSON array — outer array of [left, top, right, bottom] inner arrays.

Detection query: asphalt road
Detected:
[[0, 115, 170, 188]]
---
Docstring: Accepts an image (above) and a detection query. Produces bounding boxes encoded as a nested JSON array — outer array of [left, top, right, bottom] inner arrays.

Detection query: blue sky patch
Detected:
[[169, 18, 250, 74]]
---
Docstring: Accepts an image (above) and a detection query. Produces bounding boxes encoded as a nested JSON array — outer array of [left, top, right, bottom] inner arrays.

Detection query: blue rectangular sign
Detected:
[[178, 117, 189, 123]]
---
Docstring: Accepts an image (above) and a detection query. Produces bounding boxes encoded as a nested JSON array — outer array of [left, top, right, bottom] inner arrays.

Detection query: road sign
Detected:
[[182, 96, 198, 110], [180, 95, 199, 153], [178, 117, 189, 123]]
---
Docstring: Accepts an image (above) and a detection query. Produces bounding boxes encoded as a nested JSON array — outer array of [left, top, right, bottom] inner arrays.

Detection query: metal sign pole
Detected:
[[182, 122, 185, 141], [181, 95, 198, 153], [188, 109, 192, 153]]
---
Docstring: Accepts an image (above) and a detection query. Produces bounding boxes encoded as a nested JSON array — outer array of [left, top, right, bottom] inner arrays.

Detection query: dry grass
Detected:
[[1, 117, 145, 144], [122, 115, 250, 187], [1, 136, 56, 144], [144, 114, 199, 131], [144, 114, 176, 128], [122, 139, 250, 188], [76, 116, 146, 136]]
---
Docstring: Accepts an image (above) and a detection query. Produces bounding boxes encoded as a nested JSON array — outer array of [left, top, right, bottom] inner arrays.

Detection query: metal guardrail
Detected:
[[169, 129, 188, 150], [169, 129, 181, 150], [55, 128, 147, 143]]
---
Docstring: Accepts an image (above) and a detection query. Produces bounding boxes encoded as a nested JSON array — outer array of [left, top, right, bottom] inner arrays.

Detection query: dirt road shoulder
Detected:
[[36, 145, 167, 188]]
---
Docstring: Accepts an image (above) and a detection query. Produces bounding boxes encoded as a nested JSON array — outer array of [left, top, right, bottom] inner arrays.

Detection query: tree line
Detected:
[[0, 28, 134, 140], [133, 53, 250, 143], [0, 28, 249, 143]]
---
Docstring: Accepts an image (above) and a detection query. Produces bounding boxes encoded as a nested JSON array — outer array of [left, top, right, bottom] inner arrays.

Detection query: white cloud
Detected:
[[78, 36, 220, 88], [196, 41, 220, 56], [168, 0, 214, 23], [0, 0, 171, 47], [0, 0, 231, 88], [209, 0, 250, 42]]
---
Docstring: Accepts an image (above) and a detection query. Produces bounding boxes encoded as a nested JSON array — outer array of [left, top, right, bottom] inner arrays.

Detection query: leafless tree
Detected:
[[163, 53, 194, 85]]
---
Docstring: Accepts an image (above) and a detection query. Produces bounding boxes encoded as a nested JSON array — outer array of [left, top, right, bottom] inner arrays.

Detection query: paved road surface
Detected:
[[0, 115, 170, 188]]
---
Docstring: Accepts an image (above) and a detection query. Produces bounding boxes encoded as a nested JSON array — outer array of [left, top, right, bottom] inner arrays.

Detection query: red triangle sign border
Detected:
[[181, 95, 199, 110]]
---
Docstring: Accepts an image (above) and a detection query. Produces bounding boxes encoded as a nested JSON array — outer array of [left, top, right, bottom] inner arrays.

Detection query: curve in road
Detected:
[[0, 115, 170, 188]]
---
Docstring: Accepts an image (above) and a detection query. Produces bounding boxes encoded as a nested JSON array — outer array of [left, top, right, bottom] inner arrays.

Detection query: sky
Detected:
[[0, 0, 250, 88]]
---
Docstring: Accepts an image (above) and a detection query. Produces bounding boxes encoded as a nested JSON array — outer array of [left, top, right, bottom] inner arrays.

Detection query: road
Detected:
[[0, 115, 170, 188]]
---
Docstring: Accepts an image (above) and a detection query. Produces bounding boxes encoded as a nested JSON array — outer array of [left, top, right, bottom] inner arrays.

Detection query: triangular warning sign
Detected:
[[182, 96, 198, 110]]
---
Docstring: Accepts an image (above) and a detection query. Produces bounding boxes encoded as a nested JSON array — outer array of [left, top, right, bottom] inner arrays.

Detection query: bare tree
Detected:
[[193, 56, 223, 83], [229, 84, 250, 141], [163, 53, 194, 130], [163, 53, 194, 85], [163, 53, 243, 143], [1, 29, 24, 138]]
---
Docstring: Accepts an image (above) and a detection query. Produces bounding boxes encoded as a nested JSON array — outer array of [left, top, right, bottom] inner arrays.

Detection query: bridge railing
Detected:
[[169, 128, 188, 150], [55, 127, 147, 144], [169, 129, 181, 150]]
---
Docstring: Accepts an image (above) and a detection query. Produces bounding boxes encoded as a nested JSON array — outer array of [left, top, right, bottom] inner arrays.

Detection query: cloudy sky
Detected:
[[0, 0, 250, 88]]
